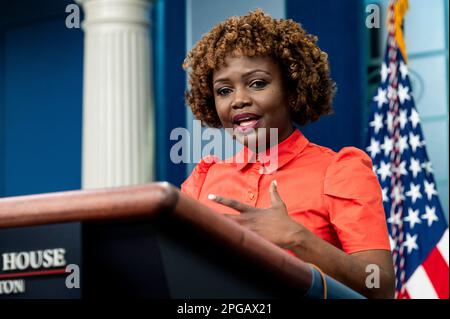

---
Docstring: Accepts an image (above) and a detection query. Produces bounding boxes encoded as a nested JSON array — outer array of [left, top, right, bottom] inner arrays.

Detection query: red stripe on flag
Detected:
[[397, 289, 410, 299], [422, 247, 449, 299]]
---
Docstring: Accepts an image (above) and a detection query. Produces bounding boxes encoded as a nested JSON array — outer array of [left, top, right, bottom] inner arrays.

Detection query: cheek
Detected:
[[259, 91, 287, 115], [214, 112, 227, 128], [260, 101, 291, 127], [214, 100, 230, 124]]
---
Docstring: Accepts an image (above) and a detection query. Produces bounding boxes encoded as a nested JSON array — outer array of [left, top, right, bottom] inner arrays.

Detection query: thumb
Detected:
[[269, 180, 284, 208]]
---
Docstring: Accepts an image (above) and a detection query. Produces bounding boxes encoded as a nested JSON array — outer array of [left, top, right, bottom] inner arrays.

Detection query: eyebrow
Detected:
[[213, 69, 271, 85]]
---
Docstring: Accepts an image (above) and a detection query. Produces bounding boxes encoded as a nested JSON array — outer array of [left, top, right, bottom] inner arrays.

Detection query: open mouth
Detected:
[[232, 113, 262, 131]]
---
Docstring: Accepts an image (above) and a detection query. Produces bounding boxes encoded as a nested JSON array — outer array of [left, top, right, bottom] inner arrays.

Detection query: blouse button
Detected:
[[248, 191, 255, 200]]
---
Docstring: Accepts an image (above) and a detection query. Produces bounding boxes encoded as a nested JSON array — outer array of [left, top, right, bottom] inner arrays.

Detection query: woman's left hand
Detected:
[[208, 180, 304, 248]]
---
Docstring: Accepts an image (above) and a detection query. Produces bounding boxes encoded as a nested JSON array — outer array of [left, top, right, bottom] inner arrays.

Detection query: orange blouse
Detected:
[[181, 128, 391, 254]]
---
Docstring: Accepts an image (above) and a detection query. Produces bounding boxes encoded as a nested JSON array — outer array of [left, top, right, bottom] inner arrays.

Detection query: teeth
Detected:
[[234, 115, 260, 126], [239, 120, 256, 127]]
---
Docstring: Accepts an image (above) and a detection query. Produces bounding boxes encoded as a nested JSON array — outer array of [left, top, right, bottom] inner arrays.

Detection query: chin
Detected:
[[239, 136, 257, 149], [234, 129, 265, 151]]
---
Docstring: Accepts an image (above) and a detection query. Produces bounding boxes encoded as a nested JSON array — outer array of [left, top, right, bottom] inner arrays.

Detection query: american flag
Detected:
[[365, 0, 449, 299]]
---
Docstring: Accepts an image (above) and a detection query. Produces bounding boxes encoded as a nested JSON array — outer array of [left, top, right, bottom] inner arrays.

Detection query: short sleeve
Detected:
[[323, 147, 391, 254], [180, 155, 219, 200]]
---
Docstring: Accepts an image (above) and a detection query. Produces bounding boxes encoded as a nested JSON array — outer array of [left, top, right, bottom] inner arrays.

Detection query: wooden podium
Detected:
[[0, 183, 364, 299]]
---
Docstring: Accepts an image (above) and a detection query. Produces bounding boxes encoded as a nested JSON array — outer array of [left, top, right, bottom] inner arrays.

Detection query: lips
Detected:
[[232, 113, 261, 125], [232, 112, 262, 132]]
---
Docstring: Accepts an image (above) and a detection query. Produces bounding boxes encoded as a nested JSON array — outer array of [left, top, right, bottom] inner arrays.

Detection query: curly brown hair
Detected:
[[183, 9, 336, 128]]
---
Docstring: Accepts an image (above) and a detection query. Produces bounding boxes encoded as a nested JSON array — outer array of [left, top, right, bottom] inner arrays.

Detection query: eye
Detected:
[[216, 87, 232, 96], [250, 80, 267, 89]]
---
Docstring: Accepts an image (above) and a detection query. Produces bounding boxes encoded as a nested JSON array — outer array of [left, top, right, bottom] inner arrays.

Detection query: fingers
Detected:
[[269, 180, 284, 207], [208, 194, 254, 213]]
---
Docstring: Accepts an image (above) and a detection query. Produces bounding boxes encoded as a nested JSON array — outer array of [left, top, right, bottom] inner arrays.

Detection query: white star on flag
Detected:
[[373, 88, 388, 108], [398, 84, 411, 104], [409, 108, 420, 129], [382, 187, 389, 202], [398, 135, 409, 154], [394, 160, 408, 177], [423, 180, 438, 200], [399, 61, 408, 79], [409, 158, 422, 178], [381, 136, 394, 156], [421, 205, 439, 227], [380, 62, 390, 82], [421, 161, 434, 175], [409, 132, 422, 153], [392, 184, 405, 202], [399, 109, 408, 129], [369, 113, 384, 134], [389, 236, 396, 252], [377, 161, 392, 182], [366, 138, 381, 158], [387, 209, 403, 226], [388, 85, 397, 100], [389, 61, 397, 79], [404, 208, 422, 229], [405, 182, 422, 204], [402, 233, 419, 254], [386, 112, 394, 133]]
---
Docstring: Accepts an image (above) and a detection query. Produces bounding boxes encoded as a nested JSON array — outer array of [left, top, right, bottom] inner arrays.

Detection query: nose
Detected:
[[231, 88, 251, 109]]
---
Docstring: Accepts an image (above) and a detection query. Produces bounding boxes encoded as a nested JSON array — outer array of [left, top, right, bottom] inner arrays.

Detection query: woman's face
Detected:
[[212, 55, 294, 150]]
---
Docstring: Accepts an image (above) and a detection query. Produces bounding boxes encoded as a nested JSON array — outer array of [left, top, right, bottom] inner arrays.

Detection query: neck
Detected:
[[246, 125, 295, 153]]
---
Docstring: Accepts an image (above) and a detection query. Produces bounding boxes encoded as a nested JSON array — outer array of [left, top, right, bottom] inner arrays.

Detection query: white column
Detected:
[[77, 0, 154, 189]]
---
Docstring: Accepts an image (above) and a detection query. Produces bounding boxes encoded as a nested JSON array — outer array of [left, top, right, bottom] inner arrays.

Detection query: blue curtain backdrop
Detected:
[[0, 0, 83, 298], [153, 0, 187, 187], [287, 0, 367, 151]]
